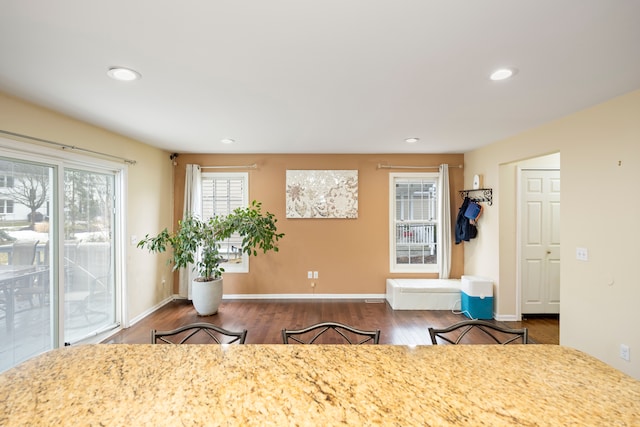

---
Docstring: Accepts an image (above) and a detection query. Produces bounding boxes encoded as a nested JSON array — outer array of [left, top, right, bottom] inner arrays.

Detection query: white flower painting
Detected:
[[286, 170, 358, 218]]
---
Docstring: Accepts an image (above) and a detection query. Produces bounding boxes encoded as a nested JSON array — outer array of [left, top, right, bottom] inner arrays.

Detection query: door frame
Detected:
[[516, 163, 561, 320], [0, 137, 127, 349]]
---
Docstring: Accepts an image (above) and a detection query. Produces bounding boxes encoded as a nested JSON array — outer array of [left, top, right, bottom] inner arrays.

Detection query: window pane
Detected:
[[0, 158, 54, 372], [63, 169, 116, 344], [395, 180, 436, 221]]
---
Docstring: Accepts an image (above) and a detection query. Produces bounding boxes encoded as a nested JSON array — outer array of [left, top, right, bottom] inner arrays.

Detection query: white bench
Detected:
[[386, 278, 461, 310]]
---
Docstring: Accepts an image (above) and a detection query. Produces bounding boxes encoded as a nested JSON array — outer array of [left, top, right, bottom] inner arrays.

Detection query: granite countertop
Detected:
[[1, 344, 639, 426]]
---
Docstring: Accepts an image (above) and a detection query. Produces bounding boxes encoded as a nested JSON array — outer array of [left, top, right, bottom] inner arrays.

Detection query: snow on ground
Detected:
[[4, 230, 109, 244], [6, 230, 49, 242]]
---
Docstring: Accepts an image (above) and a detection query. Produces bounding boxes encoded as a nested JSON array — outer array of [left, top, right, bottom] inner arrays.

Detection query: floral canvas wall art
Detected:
[[286, 170, 358, 218]]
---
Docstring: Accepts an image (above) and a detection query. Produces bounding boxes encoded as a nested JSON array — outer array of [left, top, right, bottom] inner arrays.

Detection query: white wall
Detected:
[[465, 90, 640, 378]]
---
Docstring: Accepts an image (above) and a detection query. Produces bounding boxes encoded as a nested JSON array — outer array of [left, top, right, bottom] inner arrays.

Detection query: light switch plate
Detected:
[[620, 344, 630, 361]]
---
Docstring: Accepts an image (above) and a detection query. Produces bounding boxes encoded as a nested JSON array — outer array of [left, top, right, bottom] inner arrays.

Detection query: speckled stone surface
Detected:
[[1, 344, 639, 426]]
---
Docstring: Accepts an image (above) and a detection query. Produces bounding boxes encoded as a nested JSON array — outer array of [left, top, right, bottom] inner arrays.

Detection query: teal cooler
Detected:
[[461, 276, 494, 320]]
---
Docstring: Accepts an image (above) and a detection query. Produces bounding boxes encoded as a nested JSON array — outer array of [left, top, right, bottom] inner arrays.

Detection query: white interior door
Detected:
[[520, 169, 561, 314]]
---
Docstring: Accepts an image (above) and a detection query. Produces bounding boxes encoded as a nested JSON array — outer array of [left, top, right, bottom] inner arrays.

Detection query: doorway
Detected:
[[0, 142, 124, 372], [517, 153, 561, 316]]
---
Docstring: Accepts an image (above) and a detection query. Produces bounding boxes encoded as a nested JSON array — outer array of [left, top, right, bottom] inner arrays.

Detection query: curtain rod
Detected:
[[0, 129, 137, 165], [200, 163, 257, 170], [377, 163, 463, 170]]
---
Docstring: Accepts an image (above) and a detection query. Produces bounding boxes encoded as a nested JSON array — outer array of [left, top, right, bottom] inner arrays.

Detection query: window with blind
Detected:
[[201, 172, 249, 273], [389, 173, 439, 273]]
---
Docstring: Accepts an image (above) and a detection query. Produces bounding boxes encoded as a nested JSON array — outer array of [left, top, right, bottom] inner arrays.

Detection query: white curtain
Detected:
[[438, 164, 451, 279], [179, 164, 202, 299]]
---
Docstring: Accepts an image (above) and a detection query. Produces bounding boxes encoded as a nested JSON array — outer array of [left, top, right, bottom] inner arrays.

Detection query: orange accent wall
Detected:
[[174, 153, 464, 295]]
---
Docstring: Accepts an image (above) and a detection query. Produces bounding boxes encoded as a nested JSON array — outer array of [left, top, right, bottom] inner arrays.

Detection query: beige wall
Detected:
[[0, 92, 173, 323], [173, 153, 465, 295], [465, 90, 640, 378]]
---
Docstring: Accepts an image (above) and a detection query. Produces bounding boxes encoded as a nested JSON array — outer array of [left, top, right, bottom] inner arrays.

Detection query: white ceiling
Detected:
[[1, 1, 639, 154]]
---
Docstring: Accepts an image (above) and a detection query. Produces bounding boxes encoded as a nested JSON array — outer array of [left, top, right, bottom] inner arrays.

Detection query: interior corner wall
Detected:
[[173, 153, 465, 295], [464, 89, 640, 379], [0, 91, 173, 324]]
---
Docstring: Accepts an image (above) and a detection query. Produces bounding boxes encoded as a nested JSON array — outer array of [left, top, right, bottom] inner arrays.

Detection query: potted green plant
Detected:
[[137, 200, 284, 315]]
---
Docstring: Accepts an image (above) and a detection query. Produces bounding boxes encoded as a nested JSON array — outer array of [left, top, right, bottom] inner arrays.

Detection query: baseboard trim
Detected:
[[128, 295, 175, 327], [493, 314, 519, 321], [223, 293, 387, 300]]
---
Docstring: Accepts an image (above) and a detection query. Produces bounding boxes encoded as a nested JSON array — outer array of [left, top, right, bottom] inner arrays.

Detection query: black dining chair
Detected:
[[151, 322, 247, 344], [429, 319, 528, 345], [282, 321, 380, 344]]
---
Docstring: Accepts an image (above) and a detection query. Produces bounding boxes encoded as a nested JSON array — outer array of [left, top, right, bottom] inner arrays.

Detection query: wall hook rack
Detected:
[[459, 188, 493, 206]]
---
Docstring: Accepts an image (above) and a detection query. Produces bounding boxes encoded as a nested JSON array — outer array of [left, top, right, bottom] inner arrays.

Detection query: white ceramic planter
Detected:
[[191, 277, 223, 316]]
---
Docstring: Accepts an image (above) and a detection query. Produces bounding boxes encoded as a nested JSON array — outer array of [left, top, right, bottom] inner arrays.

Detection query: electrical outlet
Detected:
[[313, 271, 318, 279], [620, 344, 630, 361], [576, 247, 588, 261], [307, 271, 313, 279]]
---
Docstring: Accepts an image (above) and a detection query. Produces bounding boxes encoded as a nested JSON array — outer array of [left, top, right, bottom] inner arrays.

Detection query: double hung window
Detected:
[[390, 173, 440, 273], [0, 175, 14, 188], [201, 172, 248, 272], [0, 199, 13, 214]]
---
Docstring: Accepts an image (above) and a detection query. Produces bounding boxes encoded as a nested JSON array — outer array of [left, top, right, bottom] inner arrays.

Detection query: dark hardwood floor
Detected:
[[105, 299, 559, 345]]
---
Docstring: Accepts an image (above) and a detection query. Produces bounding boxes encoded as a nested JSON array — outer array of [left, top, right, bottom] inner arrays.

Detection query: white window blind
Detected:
[[201, 172, 249, 272], [202, 175, 245, 218]]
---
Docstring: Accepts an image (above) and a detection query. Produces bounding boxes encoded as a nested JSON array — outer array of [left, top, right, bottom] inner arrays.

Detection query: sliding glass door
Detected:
[[63, 168, 117, 344], [0, 147, 122, 372], [0, 158, 54, 371]]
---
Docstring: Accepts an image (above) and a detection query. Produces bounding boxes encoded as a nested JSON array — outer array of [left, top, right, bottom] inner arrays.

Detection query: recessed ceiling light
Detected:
[[490, 68, 516, 81], [107, 67, 141, 81], [221, 138, 235, 144], [405, 137, 420, 144]]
